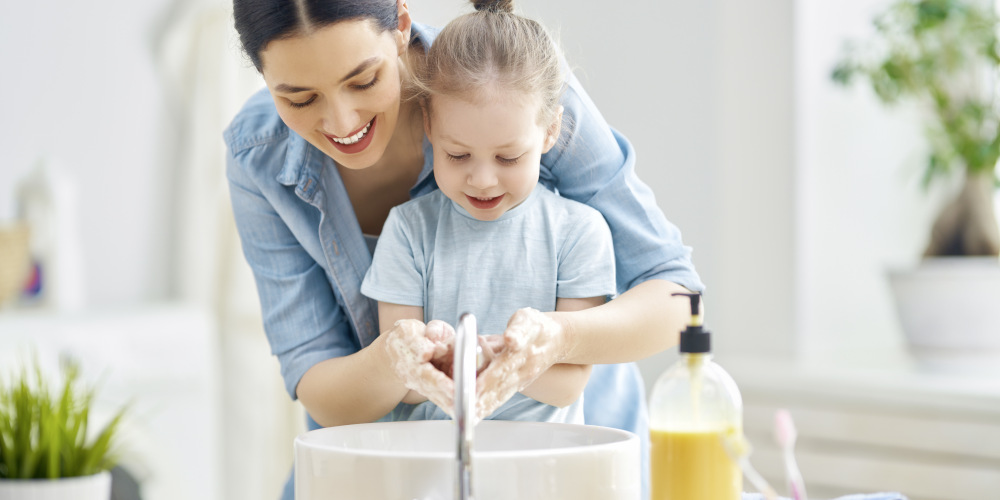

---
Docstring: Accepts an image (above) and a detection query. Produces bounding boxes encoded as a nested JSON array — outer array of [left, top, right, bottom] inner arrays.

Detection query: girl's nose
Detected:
[[468, 162, 498, 189]]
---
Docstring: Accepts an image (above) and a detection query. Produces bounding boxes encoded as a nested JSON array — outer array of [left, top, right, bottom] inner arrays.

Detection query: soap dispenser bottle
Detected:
[[649, 292, 743, 500]]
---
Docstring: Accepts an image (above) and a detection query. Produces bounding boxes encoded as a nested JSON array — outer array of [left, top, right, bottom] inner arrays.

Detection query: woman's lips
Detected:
[[325, 117, 376, 154], [466, 194, 504, 210]]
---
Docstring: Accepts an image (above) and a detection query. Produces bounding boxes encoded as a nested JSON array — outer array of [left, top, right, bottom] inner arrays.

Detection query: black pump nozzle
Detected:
[[672, 292, 710, 353], [672, 292, 703, 327]]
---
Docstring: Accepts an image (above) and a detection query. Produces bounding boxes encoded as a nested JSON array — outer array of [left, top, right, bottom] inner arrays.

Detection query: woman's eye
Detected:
[[353, 74, 379, 91], [447, 153, 469, 162], [496, 155, 522, 166], [288, 96, 316, 108]]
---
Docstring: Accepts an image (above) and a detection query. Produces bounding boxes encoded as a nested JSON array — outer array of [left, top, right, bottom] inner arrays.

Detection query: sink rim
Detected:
[[295, 419, 638, 459]]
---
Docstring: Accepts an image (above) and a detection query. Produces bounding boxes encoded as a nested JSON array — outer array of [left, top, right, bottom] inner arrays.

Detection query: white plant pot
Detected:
[[0, 471, 111, 500], [888, 256, 1000, 354]]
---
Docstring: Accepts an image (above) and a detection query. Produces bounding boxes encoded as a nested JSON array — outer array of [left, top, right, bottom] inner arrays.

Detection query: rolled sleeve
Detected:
[[543, 73, 704, 294]]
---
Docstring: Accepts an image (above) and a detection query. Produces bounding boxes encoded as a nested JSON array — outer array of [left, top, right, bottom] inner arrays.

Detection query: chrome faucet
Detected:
[[454, 313, 478, 500]]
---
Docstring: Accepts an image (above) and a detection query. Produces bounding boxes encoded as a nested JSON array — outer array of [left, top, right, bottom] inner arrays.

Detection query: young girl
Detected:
[[361, 0, 615, 424]]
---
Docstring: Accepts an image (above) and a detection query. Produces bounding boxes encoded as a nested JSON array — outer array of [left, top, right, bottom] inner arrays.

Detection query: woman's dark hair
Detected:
[[233, 0, 399, 72]]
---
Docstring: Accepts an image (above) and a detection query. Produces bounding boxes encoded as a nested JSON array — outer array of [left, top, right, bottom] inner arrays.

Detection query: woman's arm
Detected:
[[553, 279, 693, 365], [296, 336, 409, 426]]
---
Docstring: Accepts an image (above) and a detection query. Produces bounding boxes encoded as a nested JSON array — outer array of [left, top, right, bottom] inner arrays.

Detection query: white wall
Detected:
[[0, 0, 178, 306]]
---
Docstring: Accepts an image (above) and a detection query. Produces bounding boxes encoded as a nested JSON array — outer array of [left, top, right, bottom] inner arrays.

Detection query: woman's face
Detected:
[[260, 20, 408, 170]]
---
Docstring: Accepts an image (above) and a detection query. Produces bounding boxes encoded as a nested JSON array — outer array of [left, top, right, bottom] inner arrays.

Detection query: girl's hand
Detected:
[[474, 308, 569, 419], [384, 319, 457, 414]]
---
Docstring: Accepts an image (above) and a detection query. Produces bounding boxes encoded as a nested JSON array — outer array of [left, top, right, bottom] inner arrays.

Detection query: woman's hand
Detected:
[[474, 307, 570, 419], [384, 319, 457, 414]]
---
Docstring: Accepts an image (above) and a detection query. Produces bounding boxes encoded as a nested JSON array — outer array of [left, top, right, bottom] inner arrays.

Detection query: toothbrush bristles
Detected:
[[775, 408, 797, 445]]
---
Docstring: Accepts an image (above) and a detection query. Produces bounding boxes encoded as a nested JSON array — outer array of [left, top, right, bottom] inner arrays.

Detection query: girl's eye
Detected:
[[447, 153, 469, 162], [496, 154, 523, 166], [289, 96, 317, 108], [353, 74, 379, 91]]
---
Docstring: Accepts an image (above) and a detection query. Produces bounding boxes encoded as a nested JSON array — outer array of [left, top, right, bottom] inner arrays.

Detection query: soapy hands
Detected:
[[475, 308, 567, 418], [383, 308, 568, 420], [384, 319, 458, 415]]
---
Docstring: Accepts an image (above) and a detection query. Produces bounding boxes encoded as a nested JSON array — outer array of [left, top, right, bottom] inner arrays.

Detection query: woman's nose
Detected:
[[468, 162, 498, 189], [321, 96, 361, 137]]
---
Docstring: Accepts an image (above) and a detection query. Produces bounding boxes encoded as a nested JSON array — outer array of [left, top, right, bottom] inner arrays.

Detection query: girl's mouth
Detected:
[[326, 117, 376, 154], [466, 194, 504, 210]]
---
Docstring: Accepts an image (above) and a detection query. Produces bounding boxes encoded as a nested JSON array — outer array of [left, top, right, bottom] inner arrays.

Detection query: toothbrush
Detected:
[[721, 429, 778, 500], [774, 409, 808, 500]]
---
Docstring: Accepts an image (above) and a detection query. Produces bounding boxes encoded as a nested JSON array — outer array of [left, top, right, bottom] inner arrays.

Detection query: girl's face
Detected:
[[260, 19, 409, 170], [425, 92, 561, 222]]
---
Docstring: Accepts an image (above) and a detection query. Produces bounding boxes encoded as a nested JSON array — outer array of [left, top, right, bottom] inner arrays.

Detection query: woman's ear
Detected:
[[542, 105, 564, 153], [395, 0, 413, 55]]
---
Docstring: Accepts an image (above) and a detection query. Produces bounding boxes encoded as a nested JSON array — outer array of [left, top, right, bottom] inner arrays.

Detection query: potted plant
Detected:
[[0, 357, 127, 499], [831, 0, 1000, 353]]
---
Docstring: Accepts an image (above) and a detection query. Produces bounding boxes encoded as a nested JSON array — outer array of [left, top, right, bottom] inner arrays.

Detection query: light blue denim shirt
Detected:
[[224, 22, 703, 500]]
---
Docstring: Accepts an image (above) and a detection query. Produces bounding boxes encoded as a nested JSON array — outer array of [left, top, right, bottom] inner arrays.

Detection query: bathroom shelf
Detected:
[[724, 352, 1000, 500]]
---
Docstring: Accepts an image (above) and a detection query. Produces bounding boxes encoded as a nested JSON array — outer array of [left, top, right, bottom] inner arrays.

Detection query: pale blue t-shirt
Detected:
[[361, 184, 616, 424]]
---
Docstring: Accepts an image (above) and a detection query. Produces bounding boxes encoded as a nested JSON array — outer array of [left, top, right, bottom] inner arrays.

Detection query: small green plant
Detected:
[[832, 0, 1000, 258], [0, 357, 126, 479]]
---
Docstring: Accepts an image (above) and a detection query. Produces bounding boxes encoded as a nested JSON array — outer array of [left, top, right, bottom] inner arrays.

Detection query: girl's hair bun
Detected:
[[471, 0, 514, 13]]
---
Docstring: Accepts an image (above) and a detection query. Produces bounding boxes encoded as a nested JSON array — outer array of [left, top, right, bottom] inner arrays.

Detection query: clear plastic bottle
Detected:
[[649, 293, 743, 500]]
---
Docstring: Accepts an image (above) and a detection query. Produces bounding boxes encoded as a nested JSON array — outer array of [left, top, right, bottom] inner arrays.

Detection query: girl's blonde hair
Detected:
[[413, 0, 564, 126]]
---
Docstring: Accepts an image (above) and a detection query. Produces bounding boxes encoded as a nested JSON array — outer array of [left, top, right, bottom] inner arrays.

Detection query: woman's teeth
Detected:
[[330, 121, 371, 145]]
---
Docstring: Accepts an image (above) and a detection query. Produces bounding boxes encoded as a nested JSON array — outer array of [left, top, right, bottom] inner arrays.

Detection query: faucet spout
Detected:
[[454, 313, 478, 500]]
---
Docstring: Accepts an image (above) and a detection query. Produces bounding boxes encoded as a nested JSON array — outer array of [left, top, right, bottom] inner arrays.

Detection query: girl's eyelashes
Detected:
[[445, 153, 524, 165], [289, 95, 317, 108], [496, 154, 523, 166]]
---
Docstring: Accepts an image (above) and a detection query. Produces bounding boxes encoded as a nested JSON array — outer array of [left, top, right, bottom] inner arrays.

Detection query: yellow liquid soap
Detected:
[[650, 428, 742, 500]]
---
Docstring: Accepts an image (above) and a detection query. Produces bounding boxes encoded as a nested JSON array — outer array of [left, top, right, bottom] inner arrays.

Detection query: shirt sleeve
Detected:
[[225, 142, 359, 400], [556, 208, 617, 299], [541, 69, 705, 294], [361, 207, 426, 307]]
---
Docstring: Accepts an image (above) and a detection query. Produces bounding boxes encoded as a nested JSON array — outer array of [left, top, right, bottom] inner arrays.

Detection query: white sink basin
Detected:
[[294, 420, 639, 500]]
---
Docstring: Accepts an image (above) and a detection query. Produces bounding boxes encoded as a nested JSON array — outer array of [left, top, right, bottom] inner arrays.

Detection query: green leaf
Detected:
[[832, 0, 1000, 190], [0, 355, 127, 479]]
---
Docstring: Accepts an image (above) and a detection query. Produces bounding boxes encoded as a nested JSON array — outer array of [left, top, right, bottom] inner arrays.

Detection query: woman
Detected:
[[225, 0, 703, 497]]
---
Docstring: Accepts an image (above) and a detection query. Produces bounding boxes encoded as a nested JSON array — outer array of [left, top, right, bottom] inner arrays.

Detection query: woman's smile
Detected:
[[325, 117, 377, 154]]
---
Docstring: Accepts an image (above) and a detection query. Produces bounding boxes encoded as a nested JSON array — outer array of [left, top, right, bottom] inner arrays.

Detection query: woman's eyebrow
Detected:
[[273, 57, 381, 94], [275, 83, 311, 93], [339, 57, 380, 83]]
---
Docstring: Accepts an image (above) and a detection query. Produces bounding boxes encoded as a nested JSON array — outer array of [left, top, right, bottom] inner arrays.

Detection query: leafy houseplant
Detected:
[[0, 357, 126, 498], [831, 0, 1000, 353], [832, 0, 1000, 258]]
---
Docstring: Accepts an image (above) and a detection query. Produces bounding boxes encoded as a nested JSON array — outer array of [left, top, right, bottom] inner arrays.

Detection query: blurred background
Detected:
[[1, 0, 998, 499]]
